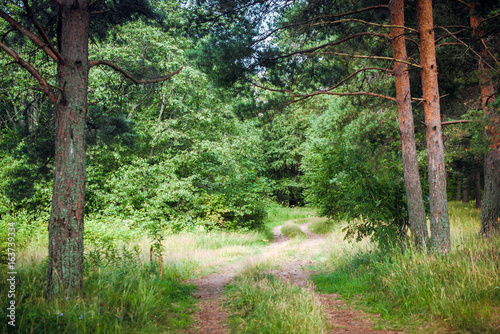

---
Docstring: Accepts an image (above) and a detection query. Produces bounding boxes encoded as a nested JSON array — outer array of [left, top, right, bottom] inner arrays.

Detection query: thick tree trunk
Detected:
[[481, 149, 500, 235], [47, 0, 90, 296], [468, 8, 500, 236], [456, 177, 462, 202], [416, 0, 450, 252], [462, 175, 469, 203], [389, 0, 428, 247], [475, 160, 482, 209]]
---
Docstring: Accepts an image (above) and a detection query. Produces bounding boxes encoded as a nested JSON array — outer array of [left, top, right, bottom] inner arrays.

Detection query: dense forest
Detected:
[[1, 0, 499, 333]]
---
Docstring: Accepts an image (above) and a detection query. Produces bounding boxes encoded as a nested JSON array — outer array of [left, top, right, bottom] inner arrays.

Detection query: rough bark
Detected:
[[416, 0, 450, 252], [462, 175, 469, 203], [475, 160, 482, 209], [389, 0, 428, 247], [46, 0, 90, 296], [469, 9, 500, 236]]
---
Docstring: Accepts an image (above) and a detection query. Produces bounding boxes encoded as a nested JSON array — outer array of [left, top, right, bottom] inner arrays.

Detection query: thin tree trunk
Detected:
[[475, 160, 482, 209], [416, 0, 450, 252], [389, 0, 428, 247], [456, 177, 462, 202], [462, 175, 469, 203], [47, 0, 90, 297]]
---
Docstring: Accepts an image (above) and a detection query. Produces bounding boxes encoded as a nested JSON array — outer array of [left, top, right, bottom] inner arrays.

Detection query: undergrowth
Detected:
[[0, 251, 195, 333], [312, 201, 500, 333]]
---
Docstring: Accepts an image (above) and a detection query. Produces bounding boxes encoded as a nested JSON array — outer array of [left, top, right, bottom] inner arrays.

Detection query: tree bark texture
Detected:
[[475, 160, 482, 209], [416, 0, 450, 252], [470, 10, 500, 236], [462, 175, 469, 203], [389, 0, 428, 247], [47, 0, 90, 296]]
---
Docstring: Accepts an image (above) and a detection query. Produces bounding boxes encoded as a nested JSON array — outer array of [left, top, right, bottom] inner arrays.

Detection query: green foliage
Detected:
[[301, 97, 407, 246]]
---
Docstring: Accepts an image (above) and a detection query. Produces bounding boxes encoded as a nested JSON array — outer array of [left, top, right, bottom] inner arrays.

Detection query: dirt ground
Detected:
[[186, 223, 403, 334]]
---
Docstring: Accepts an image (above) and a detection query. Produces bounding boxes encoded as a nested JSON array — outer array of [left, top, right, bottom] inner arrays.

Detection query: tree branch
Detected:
[[89, 60, 183, 84], [272, 32, 390, 60], [22, 0, 64, 63], [293, 91, 396, 102], [436, 26, 496, 71], [252, 68, 396, 103], [0, 40, 57, 103], [435, 28, 467, 44], [0, 9, 58, 62], [308, 18, 418, 33], [441, 120, 476, 126], [311, 52, 422, 68]]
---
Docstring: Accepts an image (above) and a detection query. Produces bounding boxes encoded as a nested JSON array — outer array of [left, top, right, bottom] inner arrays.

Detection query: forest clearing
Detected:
[[1, 0, 500, 333]]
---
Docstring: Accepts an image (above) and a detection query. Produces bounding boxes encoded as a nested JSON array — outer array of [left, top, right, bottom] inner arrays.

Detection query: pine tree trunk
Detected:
[[389, 0, 428, 247], [416, 0, 450, 252], [467, 7, 500, 236], [475, 160, 482, 209], [481, 149, 500, 235], [462, 175, 469, 203], [46, 0, 90, 297]]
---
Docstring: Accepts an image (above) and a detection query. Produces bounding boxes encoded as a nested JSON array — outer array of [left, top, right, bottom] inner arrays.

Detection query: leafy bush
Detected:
[[302, 98, 408, 246]]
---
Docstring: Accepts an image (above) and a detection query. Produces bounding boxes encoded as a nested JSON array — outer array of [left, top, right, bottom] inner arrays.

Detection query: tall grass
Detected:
[[225, 268, 329, 334], [281, 221, 306, 238], [0, 216, 268, 333], [0, 254, 195, 333], [312, 202, 500, 333]]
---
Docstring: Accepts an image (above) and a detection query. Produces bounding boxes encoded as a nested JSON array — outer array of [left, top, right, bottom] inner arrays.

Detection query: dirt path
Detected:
[[186, 222, 402, 334]]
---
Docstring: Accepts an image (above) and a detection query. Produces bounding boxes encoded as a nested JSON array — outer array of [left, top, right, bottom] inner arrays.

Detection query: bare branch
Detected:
[[319, 5, 390, 19], [0, 9, 58, 62], [435, 28, 467, 44], [0, 40, 57, 103], [481, 39, 500, 68], [441, 120, 476, 126], [308, 18, 418, 33], [294, 91, 396, 102], [272, 32, 390, 60], [311, 51, 422, 68], [436, 26, 496, 71], [251, 82, 294, 96], [89, 60, 183, 84], [251, 67, 396, 103], [481, 12, 500, 25], [436, 42, 464, 48], [22, 0, 64, 62]]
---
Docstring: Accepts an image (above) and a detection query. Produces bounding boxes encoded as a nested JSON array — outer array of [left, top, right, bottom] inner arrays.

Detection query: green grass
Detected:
[[265, 203, 317, 229], [224, 268, 329, 334], [308, 217, 335, 234], [312, 201, 500, 333], [281, 221, 306, 238], [0, 215, 269, 333], [0, 254, 195, 333]]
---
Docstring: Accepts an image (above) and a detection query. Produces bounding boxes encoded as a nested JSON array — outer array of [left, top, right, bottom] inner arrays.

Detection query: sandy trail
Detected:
[[186, 222, 402, 334]]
